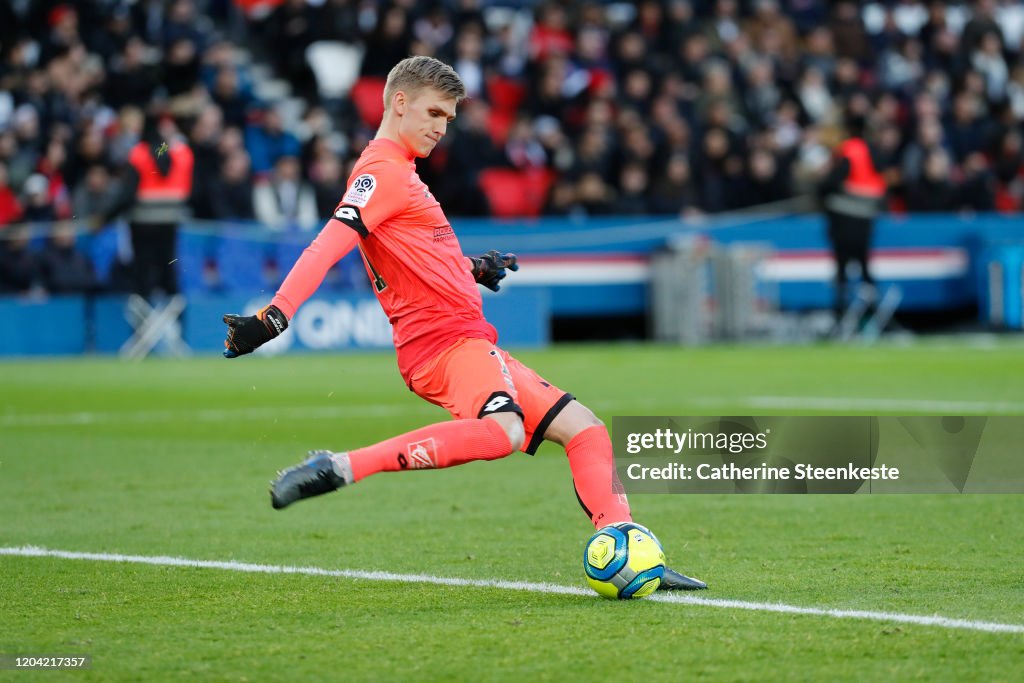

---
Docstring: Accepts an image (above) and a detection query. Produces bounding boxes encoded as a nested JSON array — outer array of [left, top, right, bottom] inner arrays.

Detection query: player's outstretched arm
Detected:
[[222, 218, 362, 358], [222, 304, 288, 358], [469, 250, 518, 292]]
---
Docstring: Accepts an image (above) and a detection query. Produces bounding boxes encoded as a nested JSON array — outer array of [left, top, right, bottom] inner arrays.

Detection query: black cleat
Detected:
[[659, 566, 708, 591], [270, 450, 352, 510]]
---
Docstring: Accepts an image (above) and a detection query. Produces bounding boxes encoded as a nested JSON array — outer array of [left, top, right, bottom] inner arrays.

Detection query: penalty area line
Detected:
[[2, 545, 1022, 635]]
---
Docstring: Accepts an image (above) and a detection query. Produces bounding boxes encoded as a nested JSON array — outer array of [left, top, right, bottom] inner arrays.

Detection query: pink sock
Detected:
[[566, 425, 632, 528], [349, 418, 513, 482]]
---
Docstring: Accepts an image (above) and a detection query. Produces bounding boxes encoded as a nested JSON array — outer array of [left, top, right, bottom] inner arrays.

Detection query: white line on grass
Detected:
[[3, 545, 1022, 635], [0, 403, 441, 427], [5, 395, 1023, 429], [691, 396, 1024, 413]]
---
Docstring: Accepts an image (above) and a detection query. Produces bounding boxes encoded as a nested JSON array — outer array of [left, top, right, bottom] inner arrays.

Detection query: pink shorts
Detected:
[[409, 338, 574, 454]]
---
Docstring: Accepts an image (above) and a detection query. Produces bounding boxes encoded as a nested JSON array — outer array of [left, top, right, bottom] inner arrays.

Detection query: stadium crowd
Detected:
[[2, 0, 1024, 294]]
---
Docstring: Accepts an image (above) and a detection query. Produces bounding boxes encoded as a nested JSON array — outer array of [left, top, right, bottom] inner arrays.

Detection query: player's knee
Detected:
[[575, 404, 604, 430], [567, 410, 603, 444], [542, 400, 604, 447], [486, 412, 525, 453], [564, 403, 604, 436]]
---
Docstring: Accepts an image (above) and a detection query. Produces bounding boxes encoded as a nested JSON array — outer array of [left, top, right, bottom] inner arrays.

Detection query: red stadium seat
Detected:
[[478, 168, 555, 218], [487, 109, 516, 146], [995, 183, 1021, 213], [350, 77, 387, 128], [522, 167, 555, 214], [487, 76, 526, 113]]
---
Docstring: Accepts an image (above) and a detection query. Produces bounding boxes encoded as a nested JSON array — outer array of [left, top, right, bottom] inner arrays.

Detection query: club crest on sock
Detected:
[[407, 438, 438, 469]]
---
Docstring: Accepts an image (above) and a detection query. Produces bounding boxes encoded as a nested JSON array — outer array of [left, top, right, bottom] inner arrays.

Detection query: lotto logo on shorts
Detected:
[[483, 395, 510, 412], [477, 391, 521, 419], [407, 438, 437, 469]]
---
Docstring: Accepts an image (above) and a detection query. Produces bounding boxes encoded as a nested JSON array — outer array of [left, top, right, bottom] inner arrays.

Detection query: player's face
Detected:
[[398, 87, 457, 158]]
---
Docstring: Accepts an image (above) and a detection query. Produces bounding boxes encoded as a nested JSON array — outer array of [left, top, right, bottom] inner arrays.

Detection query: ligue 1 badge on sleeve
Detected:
[[343, 174, 377, 207]]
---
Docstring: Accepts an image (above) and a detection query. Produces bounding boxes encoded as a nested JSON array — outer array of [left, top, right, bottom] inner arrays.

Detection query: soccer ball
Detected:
[[583, 522, 665, 599]]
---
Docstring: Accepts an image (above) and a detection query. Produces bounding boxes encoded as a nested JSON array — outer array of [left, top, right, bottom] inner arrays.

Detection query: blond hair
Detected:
[[383, 56, 466, 111]]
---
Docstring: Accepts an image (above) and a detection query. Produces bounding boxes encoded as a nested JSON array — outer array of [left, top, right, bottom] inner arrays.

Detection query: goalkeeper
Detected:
[[222, 56, 706, 591]]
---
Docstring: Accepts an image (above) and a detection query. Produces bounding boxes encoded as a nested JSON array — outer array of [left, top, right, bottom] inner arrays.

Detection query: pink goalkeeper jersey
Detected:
[[271, 138, 496, 383]]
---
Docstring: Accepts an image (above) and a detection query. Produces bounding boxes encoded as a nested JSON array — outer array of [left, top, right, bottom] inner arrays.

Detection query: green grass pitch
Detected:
[[2, 342, 1023, 681]]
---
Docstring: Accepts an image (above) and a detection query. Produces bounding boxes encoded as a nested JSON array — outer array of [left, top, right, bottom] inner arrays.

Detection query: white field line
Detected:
[[0, 403, 441, 427], [2, 546, 1022, 635], [692, 396, 1024, 413], [4, 396, 1024, 429]]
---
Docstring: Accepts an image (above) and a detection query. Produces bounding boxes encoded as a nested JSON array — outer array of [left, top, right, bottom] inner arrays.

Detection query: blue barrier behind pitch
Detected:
[[2, 212, 1022, 356], [0, 289, 548, 357]]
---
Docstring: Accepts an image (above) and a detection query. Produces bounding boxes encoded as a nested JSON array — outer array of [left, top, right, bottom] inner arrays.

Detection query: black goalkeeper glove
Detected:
[[222, 304, 288, 358], [469, 250, 519, 292]]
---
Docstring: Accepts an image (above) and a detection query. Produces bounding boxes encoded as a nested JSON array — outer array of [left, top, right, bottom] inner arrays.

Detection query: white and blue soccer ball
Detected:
[[583, 522, 665, 599]]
